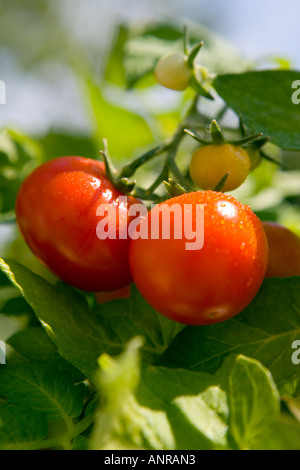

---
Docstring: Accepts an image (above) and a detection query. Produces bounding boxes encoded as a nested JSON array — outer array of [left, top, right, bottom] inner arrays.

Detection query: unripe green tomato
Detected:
[[247, 147, 262, 171], [189, 143, 251, 192], [154, 51, 192, 91]]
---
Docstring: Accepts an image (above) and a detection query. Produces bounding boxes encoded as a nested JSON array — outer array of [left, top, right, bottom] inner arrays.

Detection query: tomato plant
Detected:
[[0, 14, 300, 452], [15, 156, 140, 292], [129, 191, 268, 325], [262, 221, 300, 278]]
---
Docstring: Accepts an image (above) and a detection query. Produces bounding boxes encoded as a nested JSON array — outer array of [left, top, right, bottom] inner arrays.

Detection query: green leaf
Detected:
[[253, 413, 300, 450], [7, 327, 84, 382], [214, 70, 300, 150], [139, 355, 280, 450], [2, 296, 35, 316], [219, 355, 280, 449], [0, 257, 101, 378], [0, 362, 85, 421], [160, 277, 300, 396], [95, 285, 184, 361], [104, 24, 128, 87], [0, 129, 43, 215], [7, 326, 60, 361], [38, 131, 98, 161], [0, 362, 84, 420], [136, 365, 229, 450], [90, 337, 229, 450], [82, 77, 154, 159], [0, 403, 48, 450], [90, 340, 280, 450], [89, 336, 164, 450], [0, 258, 182, 379]]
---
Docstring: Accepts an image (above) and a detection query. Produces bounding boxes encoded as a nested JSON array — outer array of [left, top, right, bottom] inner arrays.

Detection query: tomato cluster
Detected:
[[14, 52, 299, 327], [18, 153, 296, 326]]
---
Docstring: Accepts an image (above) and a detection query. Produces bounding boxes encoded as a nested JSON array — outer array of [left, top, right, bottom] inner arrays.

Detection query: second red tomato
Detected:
[[129, 191, 268, 325]]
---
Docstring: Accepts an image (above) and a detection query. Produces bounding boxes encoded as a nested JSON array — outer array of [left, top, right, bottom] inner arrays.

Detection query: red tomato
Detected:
[[262, 221, 300, 278], [15, 156, 140, 292], [129, 191, 268, 325]]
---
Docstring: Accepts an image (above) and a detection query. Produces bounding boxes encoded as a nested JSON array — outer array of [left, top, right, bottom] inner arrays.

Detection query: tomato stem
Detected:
[[119, 141, 172, 179], [227, 133, 264, 146], [183, 24, 189, 55], [100, 143, 136, 194], [143, 95, 200, 196], [164, 178, 187, 198]]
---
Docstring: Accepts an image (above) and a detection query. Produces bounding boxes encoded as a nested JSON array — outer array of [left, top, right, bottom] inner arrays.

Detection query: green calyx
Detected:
[[184, 119, 264, 148], [213, 173, 230, 192], [100, 140, 136, 195], [183, 25, 214, 100], [163, 178, 187, 198]]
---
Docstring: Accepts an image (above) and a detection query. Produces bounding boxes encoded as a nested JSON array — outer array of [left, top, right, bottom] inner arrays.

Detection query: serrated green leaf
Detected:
[[0, 258, 183, 379], [7, 327, 84, 382], [0, 258, 102, 378], [0, 403, 48, 450], [0, 362, 85, 420], [160, 277, 300, 396]]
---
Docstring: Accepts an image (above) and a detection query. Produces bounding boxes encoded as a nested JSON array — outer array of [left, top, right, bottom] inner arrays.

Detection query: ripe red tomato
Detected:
[[129, 191, 268, 325], [15, 156, 140, 292], [262, 221, 300, 278]]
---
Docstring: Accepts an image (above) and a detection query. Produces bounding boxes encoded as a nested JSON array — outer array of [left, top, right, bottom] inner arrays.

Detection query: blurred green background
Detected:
[[1, 0, 300, 136]]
